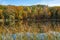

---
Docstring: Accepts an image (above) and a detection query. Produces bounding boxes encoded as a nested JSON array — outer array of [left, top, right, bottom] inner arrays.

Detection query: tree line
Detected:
[[0, 5, 60, 25]]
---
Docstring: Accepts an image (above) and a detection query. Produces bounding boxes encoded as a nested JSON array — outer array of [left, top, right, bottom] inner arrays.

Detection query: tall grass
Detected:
[[0, 32, 60, 40]]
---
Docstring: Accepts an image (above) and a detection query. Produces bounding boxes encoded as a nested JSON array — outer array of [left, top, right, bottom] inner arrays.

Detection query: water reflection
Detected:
[[0, 19, 60, 33]]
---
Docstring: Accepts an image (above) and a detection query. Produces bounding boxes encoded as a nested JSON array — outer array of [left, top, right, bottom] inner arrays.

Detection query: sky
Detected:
[[0, 0, 60, 6]]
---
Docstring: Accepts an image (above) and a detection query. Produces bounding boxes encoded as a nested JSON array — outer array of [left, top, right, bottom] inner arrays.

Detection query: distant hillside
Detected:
[[0, 4, 60, 20]]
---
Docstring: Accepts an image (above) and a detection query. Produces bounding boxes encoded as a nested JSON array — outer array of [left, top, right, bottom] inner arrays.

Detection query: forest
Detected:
[[0, 5, 60, 34], [0, 5, 60, 21]]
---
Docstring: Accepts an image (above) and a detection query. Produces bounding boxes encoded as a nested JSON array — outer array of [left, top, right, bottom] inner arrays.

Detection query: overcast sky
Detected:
[[0, 0, 60, 6]]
